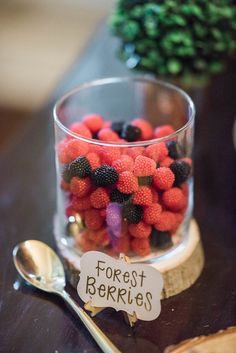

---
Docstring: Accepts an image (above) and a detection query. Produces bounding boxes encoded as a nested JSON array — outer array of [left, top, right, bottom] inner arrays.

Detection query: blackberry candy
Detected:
[[138, 176, 152, 186], [91, 165, 119, 186], [69, 156, 92, 178], [166, 140, 180, 159], [111, 121, 125, 136], [170, 160, 191, 186], [150, 228, 173, 249], [110, 189, 132, 203], [121, 123, 141, 142], [123, 204, 143, 224]]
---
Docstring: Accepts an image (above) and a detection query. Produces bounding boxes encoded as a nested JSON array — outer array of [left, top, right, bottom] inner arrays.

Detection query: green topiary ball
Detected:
[[109, 0, 236, 86]]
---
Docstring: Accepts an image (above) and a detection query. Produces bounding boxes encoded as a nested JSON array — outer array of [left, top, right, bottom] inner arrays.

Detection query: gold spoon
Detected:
[[13, 240, 121, 353]]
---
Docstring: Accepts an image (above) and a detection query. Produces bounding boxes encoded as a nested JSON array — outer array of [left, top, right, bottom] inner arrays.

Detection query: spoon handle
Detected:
[[60, 290, 121, 353]]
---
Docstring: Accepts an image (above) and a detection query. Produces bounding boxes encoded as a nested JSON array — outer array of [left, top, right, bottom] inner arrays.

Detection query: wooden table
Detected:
[[0, 26, 236, 353]]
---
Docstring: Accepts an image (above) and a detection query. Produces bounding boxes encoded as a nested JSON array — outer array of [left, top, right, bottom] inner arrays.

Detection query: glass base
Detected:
[[54, 214, 191, 266]]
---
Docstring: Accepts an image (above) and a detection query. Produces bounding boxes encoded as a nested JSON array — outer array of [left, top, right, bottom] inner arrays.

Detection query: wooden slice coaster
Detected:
[[156, 219, 204, 298], [164, 326, 236, 353], [54, 218, 204, 299]]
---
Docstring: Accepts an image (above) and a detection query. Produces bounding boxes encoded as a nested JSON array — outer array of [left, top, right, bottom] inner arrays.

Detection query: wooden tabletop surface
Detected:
[[0, 26, 236, 353]]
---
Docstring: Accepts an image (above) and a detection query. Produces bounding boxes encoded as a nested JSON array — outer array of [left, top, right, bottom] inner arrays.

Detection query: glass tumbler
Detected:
[[53, 77, 195, 264]]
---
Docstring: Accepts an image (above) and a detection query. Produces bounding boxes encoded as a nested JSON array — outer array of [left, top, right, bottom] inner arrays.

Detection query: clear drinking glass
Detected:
[[53, 77, 195, 264]]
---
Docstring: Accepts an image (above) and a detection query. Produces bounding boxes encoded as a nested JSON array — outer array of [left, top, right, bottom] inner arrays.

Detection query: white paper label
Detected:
[[77, 251, 163, 321]]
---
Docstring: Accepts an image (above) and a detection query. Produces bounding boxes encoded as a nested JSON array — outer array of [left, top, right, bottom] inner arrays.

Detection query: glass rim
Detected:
[[53, 76, 195, 147]]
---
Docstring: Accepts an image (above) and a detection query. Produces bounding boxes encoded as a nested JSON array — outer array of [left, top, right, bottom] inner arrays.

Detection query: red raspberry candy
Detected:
[[112, 154, 134, 173], [76, 231, 97, 252], [160, 156, 174, 168], [101, 146, 121, 165], [61, 139, 89, 164], [72, 195, 92, 211], [100, 208, 107, 218], [127, 147, 145, 160], [143, 203, 162, 224], [176, 212, 185, 223], [172, 212, 184, 232], [131, 238, 151, 256], [158, 142, 169, 161], [133, 186, 153, 206], [98, 128, 120, 141], [97, 228, 110, 246], [132, 118, 153, 140], [117, 171, 139, 194], [102, 120, 112, 129], [69, 122, 92, 138], [70, 177, 91, 197], [120, 145, 130, 156], [86, 152, 101, 170], [145, 143, 162, 161], [162, 187, 186, 211], [90, 187, 110, 209], [153, 167, 175, 190], [145, 145, 158, 161], [57, 141, 70, 164], [133, 155, 156, 177], [113, 235, 130, 254], [65, 205, 77, 217], [146, 142, 168, 162], [181, 182, 189, 197], [154, 125, 175, 138], [128, 221, 151, 238], [82, 114, 104, 133], [154, 211, 176, 232], [60, 180, 70, 191], [89, 143, 103, 154], [84, 209, 104, 230], [88, 227, 110, 246]]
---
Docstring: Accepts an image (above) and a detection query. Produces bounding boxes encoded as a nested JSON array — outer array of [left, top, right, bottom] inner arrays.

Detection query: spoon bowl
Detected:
[[13, 240, 65, 292], [13, 240, 120, 353]]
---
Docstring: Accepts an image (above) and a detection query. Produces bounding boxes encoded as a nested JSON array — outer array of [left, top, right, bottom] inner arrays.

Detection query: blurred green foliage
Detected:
[[109, 0, 236, 86]]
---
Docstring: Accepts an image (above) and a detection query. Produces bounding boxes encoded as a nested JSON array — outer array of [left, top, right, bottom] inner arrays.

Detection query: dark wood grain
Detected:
[[0, 25, 236, 353]]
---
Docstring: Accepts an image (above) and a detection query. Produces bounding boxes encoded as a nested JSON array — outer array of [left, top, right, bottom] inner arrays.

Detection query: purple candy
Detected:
[[106, 202, 123, 239]]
